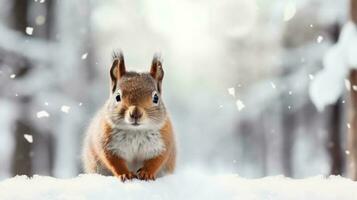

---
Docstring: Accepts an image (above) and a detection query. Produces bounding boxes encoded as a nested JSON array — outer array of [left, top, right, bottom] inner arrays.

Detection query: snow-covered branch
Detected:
[[310, 22, 357, 111], [0, 24, 56, 62]]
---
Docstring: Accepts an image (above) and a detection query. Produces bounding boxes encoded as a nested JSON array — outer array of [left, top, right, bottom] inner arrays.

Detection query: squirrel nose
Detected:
[[129, 106, 143, 120]]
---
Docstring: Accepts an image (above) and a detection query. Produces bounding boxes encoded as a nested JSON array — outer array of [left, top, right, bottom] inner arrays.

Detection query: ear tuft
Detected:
[[150, 53, 164, 92], [110, 50, 126, 93], [112, 51, 123, 61]]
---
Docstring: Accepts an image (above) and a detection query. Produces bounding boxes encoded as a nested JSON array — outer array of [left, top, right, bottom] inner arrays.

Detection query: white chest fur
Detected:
[[107, 129, 165, 163]]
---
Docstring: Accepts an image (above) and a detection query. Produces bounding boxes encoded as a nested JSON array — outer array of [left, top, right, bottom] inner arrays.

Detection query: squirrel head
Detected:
[[106, 51, 166, 130]]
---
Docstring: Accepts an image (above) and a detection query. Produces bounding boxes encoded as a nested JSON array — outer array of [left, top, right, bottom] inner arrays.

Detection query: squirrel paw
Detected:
[[137, 168, 156, 181], [118, 172, 137, 182]]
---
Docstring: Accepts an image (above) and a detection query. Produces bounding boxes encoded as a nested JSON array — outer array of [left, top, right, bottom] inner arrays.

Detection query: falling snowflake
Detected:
[[61, 105, 71, 113], [283, 1, 296, 21], [25, 27, 34, 35], [345, 79, 351, 91], [81, 53, 88, 60], [347, 123, 351, 129], [227, 87, 235, 97], [10, 74, 16, 79], [24, 134, 33, 143], [270, 82, 276, 89], [308, 74, 314, 80], [316, 36, 324, 43], [79, 102, 83, 106], [36, 110, 50, 118], [288, 91, 293, 95], [236, 99, 245, 111], [345, 150, 350, 155]]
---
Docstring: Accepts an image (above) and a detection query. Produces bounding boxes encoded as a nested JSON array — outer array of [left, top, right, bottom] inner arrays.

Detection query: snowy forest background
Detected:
[[0, 0, 355, 180]]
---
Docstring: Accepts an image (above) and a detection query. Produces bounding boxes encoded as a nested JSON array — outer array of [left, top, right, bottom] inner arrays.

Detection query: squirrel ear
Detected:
[[110, 51, 126, 93], [150, 54, 164, 92]]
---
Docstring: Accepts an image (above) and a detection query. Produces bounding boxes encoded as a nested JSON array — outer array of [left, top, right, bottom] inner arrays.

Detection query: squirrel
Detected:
[[82, 51, 176, 181]]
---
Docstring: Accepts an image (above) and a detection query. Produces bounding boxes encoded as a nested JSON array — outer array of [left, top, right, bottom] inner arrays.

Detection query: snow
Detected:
[[23, 134, 33, 143], [227, 87, 235, 97], [36, 110, 50, 118], [81, 53, 88, 60], [283, 1, 296, 21], [236, 99, 245, 111], [25, 27, 33, 35], [9, 74, 16, 79], [0, 171, 357, 200], [309, 22, 357, 111], [345, 79, 351, 91], [317, 35, 324, 43], [270, 81, 276, 89], [60, 105, 71, 113]]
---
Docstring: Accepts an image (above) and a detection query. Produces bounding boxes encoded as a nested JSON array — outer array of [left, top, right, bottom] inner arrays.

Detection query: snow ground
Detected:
[[0, 169, 356, 200]]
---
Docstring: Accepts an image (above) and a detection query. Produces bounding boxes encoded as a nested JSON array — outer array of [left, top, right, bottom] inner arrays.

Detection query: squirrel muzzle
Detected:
[[127, 106, 144, 126]]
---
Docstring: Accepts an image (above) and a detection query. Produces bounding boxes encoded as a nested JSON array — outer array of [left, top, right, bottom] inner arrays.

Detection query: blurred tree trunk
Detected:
[[281, 85, 295, 177], [348, 0, 357, 180], [12, 114, 33, 175], [10, 0, 55, 176], [328, 24, 344, 176], [32, 0, 55, 176], [10, 0, 34, 176], [328, 101, 344, 175], [348, 71, 357, 180], [281, 109, 295, 177]]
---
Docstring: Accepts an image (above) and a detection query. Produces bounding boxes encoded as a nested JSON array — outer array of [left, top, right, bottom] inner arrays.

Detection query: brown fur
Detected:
[[82, 51, 176, 181], [137, 119, 176, 180]]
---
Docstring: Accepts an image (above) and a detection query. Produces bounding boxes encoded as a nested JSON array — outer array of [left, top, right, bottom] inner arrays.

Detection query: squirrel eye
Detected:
[[152, 92, 159, 104], [115, 94, 121, 102], [115, 90, 122, 102]]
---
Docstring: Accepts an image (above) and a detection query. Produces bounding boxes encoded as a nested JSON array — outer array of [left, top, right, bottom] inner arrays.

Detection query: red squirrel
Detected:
[[82, 51, 176, 181]]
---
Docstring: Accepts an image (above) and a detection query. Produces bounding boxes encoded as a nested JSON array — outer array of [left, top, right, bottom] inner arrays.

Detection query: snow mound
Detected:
[[310, 22, 357, 111], [1, 170, 357, 200]]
